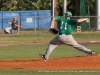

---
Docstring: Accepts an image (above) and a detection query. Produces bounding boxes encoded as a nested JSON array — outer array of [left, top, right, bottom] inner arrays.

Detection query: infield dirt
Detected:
[[0, 54, 99, 70]]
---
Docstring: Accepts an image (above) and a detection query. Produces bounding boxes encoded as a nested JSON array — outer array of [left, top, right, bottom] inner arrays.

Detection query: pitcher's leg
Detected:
[[45, 44, 58, 59], [63, 35, 93, 54], [45, 35, 62, 59], [69, 37, 92, 54], [73, 44, 92, 54]]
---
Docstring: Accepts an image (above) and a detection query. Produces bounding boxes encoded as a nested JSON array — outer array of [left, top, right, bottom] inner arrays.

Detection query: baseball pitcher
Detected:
[[40, 11, 96, 61]]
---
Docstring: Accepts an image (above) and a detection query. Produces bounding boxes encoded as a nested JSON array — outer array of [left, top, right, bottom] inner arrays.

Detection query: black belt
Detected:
[[59, 34, 71, 35]]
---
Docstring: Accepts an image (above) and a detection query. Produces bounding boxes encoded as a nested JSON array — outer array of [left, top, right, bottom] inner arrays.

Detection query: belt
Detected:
[[59, 33, 71, 35]]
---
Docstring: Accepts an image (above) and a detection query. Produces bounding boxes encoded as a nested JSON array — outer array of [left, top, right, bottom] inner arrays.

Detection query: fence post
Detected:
[[34, 17, 36, 34]]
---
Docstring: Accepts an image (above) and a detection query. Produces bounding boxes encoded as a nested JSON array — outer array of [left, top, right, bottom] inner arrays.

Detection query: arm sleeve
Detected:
[[54, 16, 61, 21], [70, 19, 77, 25]]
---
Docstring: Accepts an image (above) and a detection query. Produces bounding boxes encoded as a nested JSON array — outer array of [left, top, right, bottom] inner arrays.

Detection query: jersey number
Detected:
[[61, 22, 67, 30]]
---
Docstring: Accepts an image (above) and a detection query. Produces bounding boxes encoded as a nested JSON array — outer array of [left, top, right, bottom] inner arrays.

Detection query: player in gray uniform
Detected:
[[40, 11, 96, 61]]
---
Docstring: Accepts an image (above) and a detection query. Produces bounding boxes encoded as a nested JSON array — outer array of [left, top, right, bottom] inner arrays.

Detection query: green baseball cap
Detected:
[[64, 11, 72, 16]]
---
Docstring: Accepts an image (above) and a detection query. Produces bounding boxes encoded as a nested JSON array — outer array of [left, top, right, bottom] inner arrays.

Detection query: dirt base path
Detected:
[[0, 54, 100, 70]]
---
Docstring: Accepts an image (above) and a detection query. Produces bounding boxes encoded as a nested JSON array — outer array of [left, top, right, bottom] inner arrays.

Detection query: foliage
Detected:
[[57, 0, 96, 16], [0, 0, 96, 15], [0, 0, 50, 11], [56, 0, 63, 15], [85, 0, 96, 15], [32, 0, 50, 10]]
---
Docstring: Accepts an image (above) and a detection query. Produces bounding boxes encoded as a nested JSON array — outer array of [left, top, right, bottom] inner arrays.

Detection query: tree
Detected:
[[32, 0, 50, 10], [85, 0, 95, 15], [74, 0, 80, 15], [57, 0, 63, 15], [0, 0, 18, 11], [0, 0, 96, 16], [57, 0, 96, 16], [0, 0, 50, 11]]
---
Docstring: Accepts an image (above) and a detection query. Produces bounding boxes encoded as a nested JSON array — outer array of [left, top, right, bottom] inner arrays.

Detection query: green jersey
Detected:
[[54, 16, 77, 35]]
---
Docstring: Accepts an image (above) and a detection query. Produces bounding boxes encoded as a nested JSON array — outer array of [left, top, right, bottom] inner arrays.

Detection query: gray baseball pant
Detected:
[[45, 34, 92, 59]]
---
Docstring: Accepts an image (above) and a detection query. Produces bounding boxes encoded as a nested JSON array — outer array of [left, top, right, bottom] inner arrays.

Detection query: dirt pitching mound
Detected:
[[0, 54, 100, 70]]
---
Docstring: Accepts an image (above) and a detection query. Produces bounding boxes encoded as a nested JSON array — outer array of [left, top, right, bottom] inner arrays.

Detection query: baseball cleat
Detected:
[[90, 51, 96, 56], [39, 54, 47, 61]]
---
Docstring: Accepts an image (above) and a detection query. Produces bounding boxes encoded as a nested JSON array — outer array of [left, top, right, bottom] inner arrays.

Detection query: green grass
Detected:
[[0, 69, 100, 75], [0, 44, 99, 60], [73, 32, 100, 41], [0, 30, 100, 44], [0, 30, 100, 74]]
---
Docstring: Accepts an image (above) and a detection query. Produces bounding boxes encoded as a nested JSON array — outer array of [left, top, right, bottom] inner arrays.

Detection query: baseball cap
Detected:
[[64, 11, 72, 16]]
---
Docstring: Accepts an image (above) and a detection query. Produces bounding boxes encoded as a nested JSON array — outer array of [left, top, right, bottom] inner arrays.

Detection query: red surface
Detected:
[[0, 54, 100, 70]]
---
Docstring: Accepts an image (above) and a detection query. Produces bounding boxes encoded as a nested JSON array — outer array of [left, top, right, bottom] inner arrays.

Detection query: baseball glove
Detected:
[[49, 28, 58, 35]]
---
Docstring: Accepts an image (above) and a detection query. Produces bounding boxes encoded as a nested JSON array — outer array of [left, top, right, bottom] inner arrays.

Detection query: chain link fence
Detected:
[[31, 16, 97, 33], [1, 16, 98, 34]]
